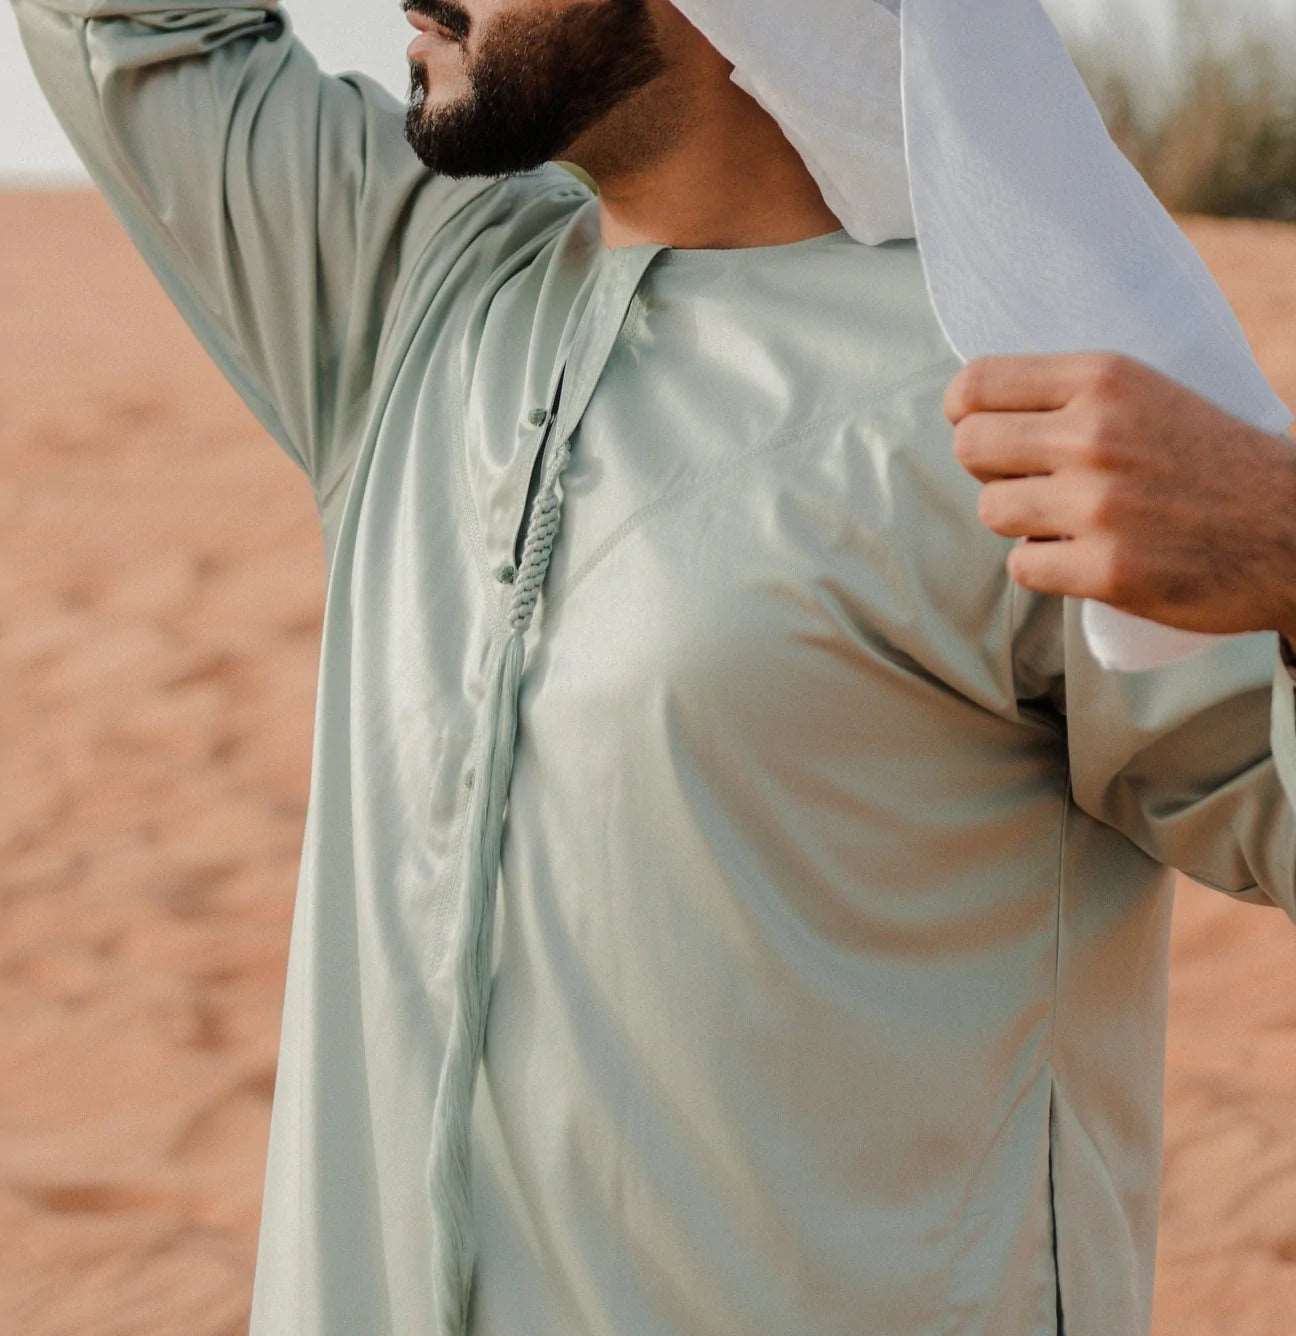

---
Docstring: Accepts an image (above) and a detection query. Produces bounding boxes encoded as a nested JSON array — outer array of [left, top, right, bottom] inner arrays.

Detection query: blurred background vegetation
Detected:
[[562, 0, 1296, 223], [1047, 0, 1296, 220]]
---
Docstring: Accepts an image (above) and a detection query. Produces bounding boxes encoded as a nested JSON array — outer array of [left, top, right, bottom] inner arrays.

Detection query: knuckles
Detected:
[[1083, 352, 1141, 401], [1093, 538, 1139, 604], [1074, 408, 1127, 469], [1082, 483, 1117, 531]]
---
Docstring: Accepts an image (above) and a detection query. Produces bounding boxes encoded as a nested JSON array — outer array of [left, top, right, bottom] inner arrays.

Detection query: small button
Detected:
[[495, 562, 516, 584], [526, 407, 549, 428]]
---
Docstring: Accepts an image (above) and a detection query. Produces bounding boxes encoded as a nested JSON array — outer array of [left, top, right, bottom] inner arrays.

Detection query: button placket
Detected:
[[427, 246, 668, 1335], [505, 369, 568, 593]]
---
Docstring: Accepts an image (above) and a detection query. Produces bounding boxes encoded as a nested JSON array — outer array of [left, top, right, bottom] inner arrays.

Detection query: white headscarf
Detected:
[[669, 0, 1294, 672]]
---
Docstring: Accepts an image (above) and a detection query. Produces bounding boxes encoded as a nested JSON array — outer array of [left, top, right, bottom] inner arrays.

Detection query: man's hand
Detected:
[[946, 352, 1296, 642]]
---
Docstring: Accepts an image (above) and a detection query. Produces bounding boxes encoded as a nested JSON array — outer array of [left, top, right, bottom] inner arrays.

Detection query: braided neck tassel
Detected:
[[426, 433, 576, 1335]]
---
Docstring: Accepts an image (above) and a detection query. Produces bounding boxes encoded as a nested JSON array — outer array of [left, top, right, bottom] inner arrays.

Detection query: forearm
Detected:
[[8, 0, 481, 493], [10, 0, 282, 191], [10, 0, 322, 467]]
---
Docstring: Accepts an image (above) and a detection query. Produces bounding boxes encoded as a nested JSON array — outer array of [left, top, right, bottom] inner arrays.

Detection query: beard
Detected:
[[403, 0, 670, 179]]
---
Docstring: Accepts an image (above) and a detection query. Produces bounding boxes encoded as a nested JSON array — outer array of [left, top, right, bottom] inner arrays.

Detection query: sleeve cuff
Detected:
[[1281, 633, 1296, 684], [1272, 634, 1296, 807]]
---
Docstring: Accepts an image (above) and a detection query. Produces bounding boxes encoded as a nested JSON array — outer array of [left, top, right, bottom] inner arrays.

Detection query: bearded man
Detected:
[[13, 1, 1296, 1333]]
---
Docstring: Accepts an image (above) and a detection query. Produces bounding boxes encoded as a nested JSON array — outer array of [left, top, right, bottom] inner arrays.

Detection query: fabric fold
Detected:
[[670, 0, 1295, 672]]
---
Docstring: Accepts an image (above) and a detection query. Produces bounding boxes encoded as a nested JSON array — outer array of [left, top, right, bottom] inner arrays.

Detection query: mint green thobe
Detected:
[[14, 0, 1296, 1332]]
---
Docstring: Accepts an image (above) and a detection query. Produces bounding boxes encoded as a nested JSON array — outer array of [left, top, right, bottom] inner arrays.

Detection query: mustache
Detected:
[[401, 0, 469, 40]]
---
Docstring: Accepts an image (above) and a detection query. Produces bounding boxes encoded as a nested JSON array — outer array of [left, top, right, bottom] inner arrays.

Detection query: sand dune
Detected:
[[2, 189, 1294, 1334]]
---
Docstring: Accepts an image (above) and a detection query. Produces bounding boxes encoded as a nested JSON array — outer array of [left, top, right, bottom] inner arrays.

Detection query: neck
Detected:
[[593, 133, 845, 252], [565, 24, 844, 252]]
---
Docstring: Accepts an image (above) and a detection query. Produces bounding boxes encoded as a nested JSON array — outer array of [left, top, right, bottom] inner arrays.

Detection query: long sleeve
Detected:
[[10, 0, 524, 500], [1012, 583, 1296, 923]]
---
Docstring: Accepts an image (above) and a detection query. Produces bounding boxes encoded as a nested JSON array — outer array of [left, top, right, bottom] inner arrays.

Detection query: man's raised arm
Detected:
[[10, 0, 555, 498]]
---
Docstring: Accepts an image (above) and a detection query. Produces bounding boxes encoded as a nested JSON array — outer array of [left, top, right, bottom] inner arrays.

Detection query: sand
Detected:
[[1, 189, 1294, 1334]]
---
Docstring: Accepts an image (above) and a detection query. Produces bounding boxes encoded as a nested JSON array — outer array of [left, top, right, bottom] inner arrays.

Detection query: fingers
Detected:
[[1004, 535, 1095, 599], [976, 474, 1093, 539], [952, 410, 1070, 482], [944, 352, 1145, 424], [1005, 532, 1144, 609]]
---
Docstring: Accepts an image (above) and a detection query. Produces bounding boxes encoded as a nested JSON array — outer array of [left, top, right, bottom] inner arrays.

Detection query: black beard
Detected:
[[403, 0, 668, 178]]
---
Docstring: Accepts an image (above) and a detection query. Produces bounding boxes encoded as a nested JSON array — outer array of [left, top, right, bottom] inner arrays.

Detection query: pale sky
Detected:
[[0, 0, 414, 183]]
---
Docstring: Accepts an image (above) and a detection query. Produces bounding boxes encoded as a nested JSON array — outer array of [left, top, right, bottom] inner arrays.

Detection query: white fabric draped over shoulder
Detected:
[[669, 0, 1295, 672]]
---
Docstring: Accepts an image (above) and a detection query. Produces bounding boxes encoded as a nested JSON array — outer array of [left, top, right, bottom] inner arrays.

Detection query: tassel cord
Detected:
[[426, 436, 575, 1334]]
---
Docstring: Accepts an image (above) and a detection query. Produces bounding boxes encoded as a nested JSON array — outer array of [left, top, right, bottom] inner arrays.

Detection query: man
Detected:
[[13, 0, 1296, 1333]]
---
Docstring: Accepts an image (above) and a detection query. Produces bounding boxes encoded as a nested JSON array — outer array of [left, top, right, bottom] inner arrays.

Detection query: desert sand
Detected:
[[1, 189, 1294, 1334]]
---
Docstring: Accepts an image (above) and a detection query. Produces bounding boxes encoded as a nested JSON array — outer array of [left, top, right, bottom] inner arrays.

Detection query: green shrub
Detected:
[[1067, 0, 1296, 220]]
